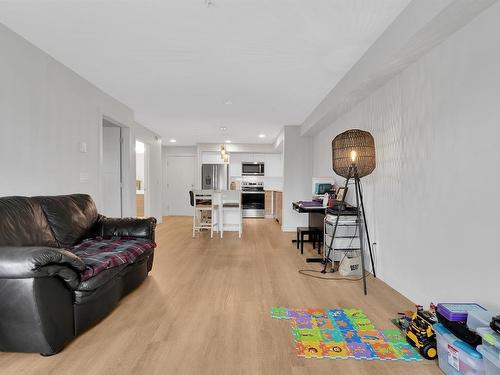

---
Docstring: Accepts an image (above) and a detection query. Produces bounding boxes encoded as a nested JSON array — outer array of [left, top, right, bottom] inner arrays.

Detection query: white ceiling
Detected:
[[0, 0, 411, 145]]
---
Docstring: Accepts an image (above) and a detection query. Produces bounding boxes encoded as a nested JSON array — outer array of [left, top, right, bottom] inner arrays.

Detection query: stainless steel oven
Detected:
[[242, 162, 264, 176], [241, 181, 265, 218]]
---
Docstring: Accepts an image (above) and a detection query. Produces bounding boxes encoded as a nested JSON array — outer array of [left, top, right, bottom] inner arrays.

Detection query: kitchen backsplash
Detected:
[[230, 176, 283, 191]]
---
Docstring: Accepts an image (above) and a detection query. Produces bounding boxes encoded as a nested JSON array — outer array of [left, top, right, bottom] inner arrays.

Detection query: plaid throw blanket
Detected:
[[71, 237, 156, 281]]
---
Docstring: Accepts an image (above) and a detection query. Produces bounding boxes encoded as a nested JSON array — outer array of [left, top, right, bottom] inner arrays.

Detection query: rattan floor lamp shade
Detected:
[[332, 129, 376, 178]]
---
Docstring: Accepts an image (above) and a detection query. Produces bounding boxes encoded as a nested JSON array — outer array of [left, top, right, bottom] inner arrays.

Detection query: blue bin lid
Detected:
[[434, 324, 483, 360], [477, 345, 500, 368], [434, 322, 449, 336]]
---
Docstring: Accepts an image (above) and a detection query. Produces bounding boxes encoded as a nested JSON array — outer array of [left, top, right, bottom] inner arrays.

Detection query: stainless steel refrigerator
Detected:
[[201, 164, 229, 190]]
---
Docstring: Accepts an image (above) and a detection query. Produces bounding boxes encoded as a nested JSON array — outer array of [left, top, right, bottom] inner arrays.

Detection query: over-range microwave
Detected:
[[242, 162, 265, 176]]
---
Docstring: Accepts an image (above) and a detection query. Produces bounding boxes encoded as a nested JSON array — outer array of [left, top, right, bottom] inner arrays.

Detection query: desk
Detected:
[[292, 201, 357, 227], [292, 201, 326, 229]]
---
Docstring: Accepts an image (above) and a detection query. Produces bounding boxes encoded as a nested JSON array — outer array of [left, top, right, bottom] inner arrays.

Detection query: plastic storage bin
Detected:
[[468, 311, 495, 333], [435, 323, 485, 375], [477, 346, 500, 375], [438, 303, 487, 322], [477, 328, 500, 360]]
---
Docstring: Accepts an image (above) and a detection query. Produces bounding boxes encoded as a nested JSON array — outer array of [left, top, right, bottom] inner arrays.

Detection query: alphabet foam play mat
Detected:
[[271, 307, 422, 361]]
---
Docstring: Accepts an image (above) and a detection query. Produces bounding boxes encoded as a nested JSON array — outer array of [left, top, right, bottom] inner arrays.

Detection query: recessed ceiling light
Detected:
[[225, 100, 233, 105], [220, 126, 227, 131], [225, 140, 231, 143], [258, 134, 266, 138], [169, 139, 177, 143]]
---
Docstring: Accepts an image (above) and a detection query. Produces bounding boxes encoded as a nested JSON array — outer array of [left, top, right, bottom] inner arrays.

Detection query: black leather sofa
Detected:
[[0, 194, 156, 355]]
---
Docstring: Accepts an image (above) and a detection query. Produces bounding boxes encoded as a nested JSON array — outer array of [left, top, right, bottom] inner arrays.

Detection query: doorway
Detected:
[[166, 155, 195, 216], [135, 140, 150, 218], [102, 120, 123, 217]]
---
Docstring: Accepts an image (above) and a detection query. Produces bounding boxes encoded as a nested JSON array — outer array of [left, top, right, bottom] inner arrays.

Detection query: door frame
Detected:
[[135, 139, 151, 218], [100, 116, 132, 217], [166, 154, 196, 216]]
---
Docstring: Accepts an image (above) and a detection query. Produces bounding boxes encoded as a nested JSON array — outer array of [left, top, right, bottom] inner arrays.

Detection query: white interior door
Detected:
[[102, 124, 122, 217], [166, 155, 195, 216]]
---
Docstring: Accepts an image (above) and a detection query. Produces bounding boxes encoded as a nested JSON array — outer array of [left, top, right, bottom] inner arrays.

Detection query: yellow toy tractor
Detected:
[[405, 305, 438, 360]]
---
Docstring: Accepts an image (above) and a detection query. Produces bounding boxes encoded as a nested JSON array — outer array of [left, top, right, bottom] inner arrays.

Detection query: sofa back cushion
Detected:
[[0, 196, 58, 247], [33, 194, 99, 247]]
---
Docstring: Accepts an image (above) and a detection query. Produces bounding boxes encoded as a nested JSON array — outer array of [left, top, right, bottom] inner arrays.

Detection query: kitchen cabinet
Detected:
[[202, 151, 227, 165], [228, 153, 282, 177], [273, 191, 282, 224], [229, 153, 243, 177], [264, 191, 273, 217], [136, 193, 144, 217]]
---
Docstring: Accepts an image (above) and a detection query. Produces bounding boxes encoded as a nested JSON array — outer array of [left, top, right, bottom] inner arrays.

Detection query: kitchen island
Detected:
[[194, 190, 242, 235]]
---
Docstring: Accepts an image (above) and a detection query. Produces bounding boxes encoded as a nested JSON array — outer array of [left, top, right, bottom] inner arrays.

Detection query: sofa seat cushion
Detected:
[[70, 237, 156, 281], [76, 264, 127, 291]]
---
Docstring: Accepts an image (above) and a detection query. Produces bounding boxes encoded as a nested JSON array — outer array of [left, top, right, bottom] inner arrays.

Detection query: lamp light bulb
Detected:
[[350, 150, 357, 163]]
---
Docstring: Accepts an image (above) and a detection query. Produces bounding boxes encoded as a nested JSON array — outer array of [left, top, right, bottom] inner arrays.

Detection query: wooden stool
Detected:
[[296, 227, 322, 255]]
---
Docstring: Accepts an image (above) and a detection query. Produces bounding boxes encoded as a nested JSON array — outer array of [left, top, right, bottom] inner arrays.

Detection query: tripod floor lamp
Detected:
[[322, 129, 377, 295]]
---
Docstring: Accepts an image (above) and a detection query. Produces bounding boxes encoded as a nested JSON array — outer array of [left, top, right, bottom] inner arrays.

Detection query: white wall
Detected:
[[0, 23, 162, 222], [282, 126, 313, 232], [312, 3, 500, 310]]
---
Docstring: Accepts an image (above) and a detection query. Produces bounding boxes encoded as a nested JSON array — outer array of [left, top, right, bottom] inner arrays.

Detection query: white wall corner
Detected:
[[282, 126, 313, 231]]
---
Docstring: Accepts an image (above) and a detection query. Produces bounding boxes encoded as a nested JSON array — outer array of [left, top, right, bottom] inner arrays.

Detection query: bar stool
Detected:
[[192, 190, 219, 238], [220, 190, 242, 238], [296, 227, 322, 255]]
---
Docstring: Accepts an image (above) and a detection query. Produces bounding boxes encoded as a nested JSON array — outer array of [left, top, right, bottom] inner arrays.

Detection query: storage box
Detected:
[[468, 311, 495, 333], [437, 309, 482, 346], [477, 328, 500, 360], [435, 323, 485, 375], [438, 304, 487, 322], [477, 346, 500, 375]]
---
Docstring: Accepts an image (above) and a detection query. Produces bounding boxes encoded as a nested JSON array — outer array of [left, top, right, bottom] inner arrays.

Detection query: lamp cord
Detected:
[[297, 269, 369, 281]]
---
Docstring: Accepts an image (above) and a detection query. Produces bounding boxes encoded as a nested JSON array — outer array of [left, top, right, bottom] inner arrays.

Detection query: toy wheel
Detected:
[[420, 344, 437, 360]]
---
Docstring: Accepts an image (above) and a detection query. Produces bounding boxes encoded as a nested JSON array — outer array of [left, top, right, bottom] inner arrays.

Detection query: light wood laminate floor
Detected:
[[0, 217, 442, 375]]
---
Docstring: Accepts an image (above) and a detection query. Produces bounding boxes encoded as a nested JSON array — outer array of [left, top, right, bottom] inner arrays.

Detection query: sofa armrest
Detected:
[[99, 217, 157, 241], [0, 246, 85, 289]]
